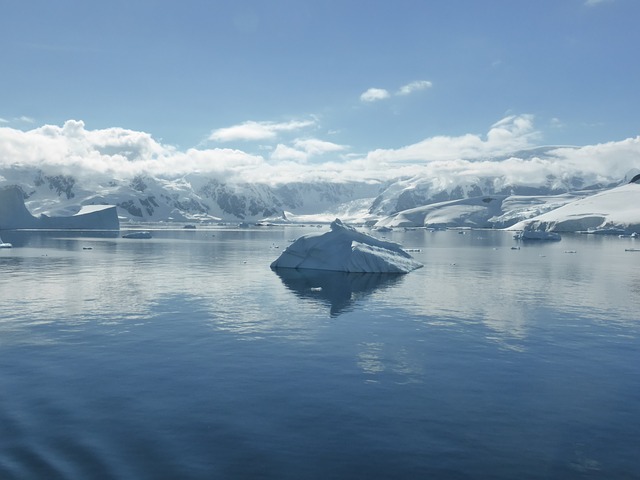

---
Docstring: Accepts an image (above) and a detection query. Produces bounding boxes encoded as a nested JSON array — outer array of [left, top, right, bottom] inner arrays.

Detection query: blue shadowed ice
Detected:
[[270, 218, 422, 273]]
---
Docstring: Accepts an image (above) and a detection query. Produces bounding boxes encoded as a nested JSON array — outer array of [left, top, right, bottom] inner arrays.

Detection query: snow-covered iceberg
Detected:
[[270, 219, 423, 273], [0, 235, 12, 248], [0, 185, 119, 230]]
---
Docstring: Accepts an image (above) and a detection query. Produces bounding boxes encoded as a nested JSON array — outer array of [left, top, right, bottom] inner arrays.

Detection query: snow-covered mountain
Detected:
[[508, 180, 640, 233], [0, 166, 382, 224], [1, 149, 639, 232], [368, 166, 615, 218], [374, 178, 640, 233]]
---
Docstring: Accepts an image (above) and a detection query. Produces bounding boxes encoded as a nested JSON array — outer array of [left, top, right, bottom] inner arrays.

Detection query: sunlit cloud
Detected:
[[270, 138, 346, 164], [292, 138, 345, 156], [0, 118, 8, 124], [270, 144, 309, 163], [397, 80, 432, 96], [209, 119, 315, 142], [2, 116, 640, 189], [364, 114, 540, 164], [0, 119, 265, 183], [360, 88, 391, 103]]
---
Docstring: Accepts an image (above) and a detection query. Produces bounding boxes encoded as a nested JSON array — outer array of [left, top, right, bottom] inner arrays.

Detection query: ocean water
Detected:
[[0, 226, 639, 479]]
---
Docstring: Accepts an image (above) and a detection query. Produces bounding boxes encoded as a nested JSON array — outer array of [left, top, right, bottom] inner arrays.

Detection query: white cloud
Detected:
[[397, 80, 432, 96], [364, 114, 539, 164], [361, 80, 432, 103], [270, 144, 309, 163], [270, 139, 346, 163], [585, 0, 613, 6], [0, 116, 35, 124], [209, 119, 315, 142], [293, 138, 345, 156], [2, 116, 640, 189], [0, 119, 264, 183], [360, 88, 391, 103]]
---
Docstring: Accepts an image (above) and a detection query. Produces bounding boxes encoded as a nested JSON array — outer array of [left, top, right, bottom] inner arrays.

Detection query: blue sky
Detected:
[[1, 0, 639, 182]]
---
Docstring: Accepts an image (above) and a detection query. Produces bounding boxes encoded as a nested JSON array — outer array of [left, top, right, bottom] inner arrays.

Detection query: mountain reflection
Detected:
[[273, 268, 404, 317]]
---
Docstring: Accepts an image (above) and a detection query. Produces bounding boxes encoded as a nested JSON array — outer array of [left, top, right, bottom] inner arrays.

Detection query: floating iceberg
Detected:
[[0, 235, 12, 248], [122, 231, 152, 239], [0, 185, 119, 230], [270, 219, 423, 273], [513, 230, 561, 241]]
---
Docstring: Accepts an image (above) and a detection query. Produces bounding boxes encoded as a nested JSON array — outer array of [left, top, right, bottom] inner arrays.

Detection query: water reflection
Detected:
[[273, 268, 404, 317], [0, 229, 119, 248]]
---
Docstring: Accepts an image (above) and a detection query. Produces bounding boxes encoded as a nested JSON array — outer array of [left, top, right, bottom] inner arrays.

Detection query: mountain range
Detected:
[[1, 148, 639, 232]]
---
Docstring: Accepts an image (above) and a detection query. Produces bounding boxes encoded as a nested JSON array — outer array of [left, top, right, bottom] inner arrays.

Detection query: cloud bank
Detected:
[[1, 116, 639, 189]]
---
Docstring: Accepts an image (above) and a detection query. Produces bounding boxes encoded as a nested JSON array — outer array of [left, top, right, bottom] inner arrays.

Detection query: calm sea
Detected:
[[1, 227, 639, 479]]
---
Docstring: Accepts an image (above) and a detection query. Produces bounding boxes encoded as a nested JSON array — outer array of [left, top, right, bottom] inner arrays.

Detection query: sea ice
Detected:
[[270, 219, 423, 273]]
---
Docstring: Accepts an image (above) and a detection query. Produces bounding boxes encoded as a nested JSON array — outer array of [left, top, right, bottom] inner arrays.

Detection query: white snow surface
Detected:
[[374, 193, 583, 229], [270, 219, 423, 273], [509, 182, 640, 232]]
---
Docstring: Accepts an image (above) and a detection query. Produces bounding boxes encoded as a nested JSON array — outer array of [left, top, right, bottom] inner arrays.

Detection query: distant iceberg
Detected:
[[513, 230, 561, 241], [0, 234, 11, 248], [270, 218, 423, 273], [122, 231, 152, 239], [0, 185, 119, 230]]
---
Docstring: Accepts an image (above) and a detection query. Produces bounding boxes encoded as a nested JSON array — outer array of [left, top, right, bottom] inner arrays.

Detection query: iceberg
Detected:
[[513, 230, 561, 241], [122, 231, 152, 239], [0, 185, 119, 230], [0, 234, 12, 248], [270, 219, 423, 273]]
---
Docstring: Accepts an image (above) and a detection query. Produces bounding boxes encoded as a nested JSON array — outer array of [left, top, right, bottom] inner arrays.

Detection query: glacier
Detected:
[[0, 185, 119, 230], [508, 181, 640, 233]]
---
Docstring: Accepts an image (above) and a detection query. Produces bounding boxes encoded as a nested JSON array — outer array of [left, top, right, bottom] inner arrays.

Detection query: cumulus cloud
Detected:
[[2, 116, 640, 188], [270, 144, 309, 163], [364, 114, 540, 165], [0, 119, 265, 183], [397, 80, 432, 96], [360, 88, 391, 103], [209, 119, 315, 142]]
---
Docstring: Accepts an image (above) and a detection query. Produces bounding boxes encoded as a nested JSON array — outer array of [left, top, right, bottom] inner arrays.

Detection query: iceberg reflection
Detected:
[[273, 268, 404, 317]]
